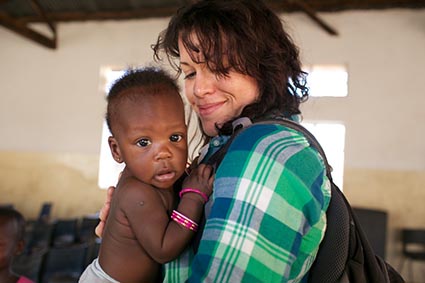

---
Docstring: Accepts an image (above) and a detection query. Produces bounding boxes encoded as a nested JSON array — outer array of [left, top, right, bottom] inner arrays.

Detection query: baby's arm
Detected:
[[125, 164, 213, 264]]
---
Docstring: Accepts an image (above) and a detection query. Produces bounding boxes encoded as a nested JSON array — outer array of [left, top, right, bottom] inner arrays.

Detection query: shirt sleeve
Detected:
[[188, 124, 331, 283]]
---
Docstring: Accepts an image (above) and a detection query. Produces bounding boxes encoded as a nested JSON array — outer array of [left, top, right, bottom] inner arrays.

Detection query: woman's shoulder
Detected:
[[224, 121, 327, 175], [230, 121, 309, 152]]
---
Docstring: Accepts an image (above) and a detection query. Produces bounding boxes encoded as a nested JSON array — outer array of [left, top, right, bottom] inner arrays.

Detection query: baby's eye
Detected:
[[137, 138, 151, 147], [170, 134, 183, 143]]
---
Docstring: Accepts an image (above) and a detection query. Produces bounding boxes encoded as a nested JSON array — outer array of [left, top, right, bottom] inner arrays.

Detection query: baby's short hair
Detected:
[[105, 67, 181, 135]]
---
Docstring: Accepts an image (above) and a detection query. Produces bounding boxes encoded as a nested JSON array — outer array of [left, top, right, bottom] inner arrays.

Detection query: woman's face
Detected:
[[178, 37, 259, 137]]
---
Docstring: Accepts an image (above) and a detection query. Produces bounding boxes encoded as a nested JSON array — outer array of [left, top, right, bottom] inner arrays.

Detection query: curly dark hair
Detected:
[[153, 0, 308, 132]]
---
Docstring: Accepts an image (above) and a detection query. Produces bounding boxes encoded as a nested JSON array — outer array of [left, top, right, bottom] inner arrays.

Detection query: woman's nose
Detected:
[[193, 72, 214, 97]]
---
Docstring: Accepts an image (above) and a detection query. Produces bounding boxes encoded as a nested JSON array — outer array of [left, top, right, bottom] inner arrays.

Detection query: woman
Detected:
[[98, 1, 330, 282]]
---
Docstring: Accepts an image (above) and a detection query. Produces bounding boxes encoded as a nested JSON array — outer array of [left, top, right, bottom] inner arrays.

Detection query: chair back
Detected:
[[37, 202, 53, 224], [353, 207, 388, 259], [77, 217, 100, 243], [25, 223, 54, 253], [402, 229, 425, 244], [12, 248, 48, 282], [51, 218, 79, 247], [0, 203, 15, 209], [402, 229, 425, 259], [39, 242, 89, 283]]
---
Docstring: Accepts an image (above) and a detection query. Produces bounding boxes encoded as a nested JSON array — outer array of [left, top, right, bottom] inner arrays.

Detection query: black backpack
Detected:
[[202, 118, 405, 283]]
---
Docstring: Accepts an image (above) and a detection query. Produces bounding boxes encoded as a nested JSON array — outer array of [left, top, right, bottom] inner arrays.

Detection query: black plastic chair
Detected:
[[37, 202, 53, 224], [399, 228, 425, 282], [0, 203, 15, 209], [77, 217, 100, 243], [39, 242, 90, 283], [51, 218, 79, 247], [11, 247, 48, 282], [352, 207, 388, 259], [87, 238, 102, 264], [25, 222, 54, 253]]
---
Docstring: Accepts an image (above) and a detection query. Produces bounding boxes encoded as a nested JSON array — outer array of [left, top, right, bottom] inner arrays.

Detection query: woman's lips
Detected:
[[197, 102, 224, 117]]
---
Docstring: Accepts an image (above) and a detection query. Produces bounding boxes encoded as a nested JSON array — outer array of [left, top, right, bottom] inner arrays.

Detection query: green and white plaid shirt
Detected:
[[164, 122, 331, 283]]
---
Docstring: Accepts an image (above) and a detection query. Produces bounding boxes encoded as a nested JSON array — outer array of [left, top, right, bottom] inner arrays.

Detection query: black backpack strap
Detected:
[[203, 117, 251, 169]]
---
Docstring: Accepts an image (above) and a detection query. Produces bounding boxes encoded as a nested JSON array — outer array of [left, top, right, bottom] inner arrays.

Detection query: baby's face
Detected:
[[112, 90, 188, 189]]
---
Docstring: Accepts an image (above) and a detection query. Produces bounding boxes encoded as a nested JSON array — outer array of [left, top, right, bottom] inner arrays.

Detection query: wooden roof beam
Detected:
[[14, 7, 182, 23], [29, 0, 56, 34], [288, 0, 339, 36], [0, 0, 56, 49], [0, 11, 56, 49]]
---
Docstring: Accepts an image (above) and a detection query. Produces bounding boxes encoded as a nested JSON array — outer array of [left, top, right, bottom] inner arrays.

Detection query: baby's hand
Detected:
[[182, 164, 214, 201]]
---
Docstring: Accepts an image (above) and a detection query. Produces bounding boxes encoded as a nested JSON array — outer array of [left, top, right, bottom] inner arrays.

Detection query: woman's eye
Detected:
[[183, 72, 195, 80], [170, 134, 183, 142], [137, 139, 151, 147]]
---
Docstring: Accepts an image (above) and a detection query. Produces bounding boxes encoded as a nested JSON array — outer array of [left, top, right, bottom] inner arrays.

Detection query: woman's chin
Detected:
[[201, 122, 219, 137]]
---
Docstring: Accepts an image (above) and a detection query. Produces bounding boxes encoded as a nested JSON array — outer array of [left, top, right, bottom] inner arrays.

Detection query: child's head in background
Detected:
[[0, 208, 26, 274]]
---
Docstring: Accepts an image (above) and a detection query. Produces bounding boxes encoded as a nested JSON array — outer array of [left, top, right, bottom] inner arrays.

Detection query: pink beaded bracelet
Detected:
[[171, 210, 198, 232], [179, 188, 209, 203]]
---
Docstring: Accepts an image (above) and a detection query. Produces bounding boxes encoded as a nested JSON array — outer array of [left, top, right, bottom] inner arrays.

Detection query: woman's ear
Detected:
[[108, 136, 123, 163]]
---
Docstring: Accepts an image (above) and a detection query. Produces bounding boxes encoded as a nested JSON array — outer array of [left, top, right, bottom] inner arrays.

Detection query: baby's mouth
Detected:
[[155, 170, 176, 182]]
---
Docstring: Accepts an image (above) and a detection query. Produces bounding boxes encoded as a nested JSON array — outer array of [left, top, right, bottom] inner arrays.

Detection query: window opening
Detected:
[[305, 65, 348, 97], [303, 122, 345, 189], [98, 68, 125, 189]]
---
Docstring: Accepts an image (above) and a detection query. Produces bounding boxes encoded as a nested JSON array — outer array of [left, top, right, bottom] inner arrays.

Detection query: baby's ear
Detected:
[[108, 136, 123, 163]]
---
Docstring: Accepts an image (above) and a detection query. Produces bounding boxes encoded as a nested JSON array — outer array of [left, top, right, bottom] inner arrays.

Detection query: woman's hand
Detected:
[[95, 186, 115, 238]]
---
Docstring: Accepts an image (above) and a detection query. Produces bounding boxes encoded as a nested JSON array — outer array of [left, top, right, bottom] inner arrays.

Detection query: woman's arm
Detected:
[[95, 186, 115, 238], [189, 124, 331, 282]]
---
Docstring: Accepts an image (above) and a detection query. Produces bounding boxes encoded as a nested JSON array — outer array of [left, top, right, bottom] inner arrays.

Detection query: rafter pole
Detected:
[[28, 0, 56, 35], [288, 0, 339, 36], [0, 11, 56, 49], [181, 0, 198, 5]]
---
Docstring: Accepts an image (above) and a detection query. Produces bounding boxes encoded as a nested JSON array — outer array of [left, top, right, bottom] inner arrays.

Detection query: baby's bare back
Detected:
[[98, 179, 165, 282]]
